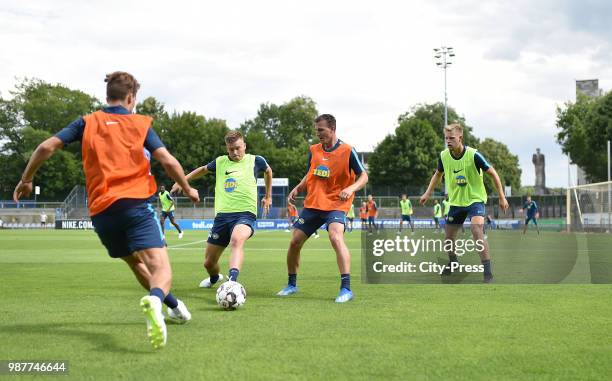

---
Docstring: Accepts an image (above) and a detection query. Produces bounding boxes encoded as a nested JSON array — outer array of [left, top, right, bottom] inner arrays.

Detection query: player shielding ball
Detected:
[[158, 185, 183, 239], [172, 131, 272, 288], [420, 123, 508, 283], [277, 114, 368, 302], [13, 72, 199, 349]]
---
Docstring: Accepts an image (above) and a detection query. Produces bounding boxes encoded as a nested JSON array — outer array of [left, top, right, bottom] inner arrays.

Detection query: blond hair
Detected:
[[444, 123, 463, 134]]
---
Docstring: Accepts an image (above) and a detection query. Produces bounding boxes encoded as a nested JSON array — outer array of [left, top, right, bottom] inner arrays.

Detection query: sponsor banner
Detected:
[[164, 219, 293, 231], [55, 219, 94, 230]]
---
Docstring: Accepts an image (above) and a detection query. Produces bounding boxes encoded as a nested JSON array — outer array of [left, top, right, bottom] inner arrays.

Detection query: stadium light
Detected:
[[434, 46, 455, 128]]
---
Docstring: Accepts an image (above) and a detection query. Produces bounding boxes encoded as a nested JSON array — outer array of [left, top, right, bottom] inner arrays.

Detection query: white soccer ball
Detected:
[[216, 281, 246, 310]]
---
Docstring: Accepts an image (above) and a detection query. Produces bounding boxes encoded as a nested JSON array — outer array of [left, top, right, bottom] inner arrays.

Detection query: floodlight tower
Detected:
[[434, 46, 455, 128]]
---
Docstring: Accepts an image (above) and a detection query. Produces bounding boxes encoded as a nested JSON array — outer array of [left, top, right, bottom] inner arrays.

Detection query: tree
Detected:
[[0, 78, 100, 200], [476, 138, 521, 194], [368, 118, 444, 189], [240, 96, 318, 186], [398, 102, 479, 146], [154, 111, 229, 193], [557, 91, 612, 182]]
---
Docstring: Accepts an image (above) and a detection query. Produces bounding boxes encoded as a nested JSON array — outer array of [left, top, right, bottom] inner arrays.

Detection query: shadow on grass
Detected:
[[2, 322, 153, 354]]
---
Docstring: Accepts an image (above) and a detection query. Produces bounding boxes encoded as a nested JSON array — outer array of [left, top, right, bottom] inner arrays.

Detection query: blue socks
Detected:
[[482, 260, 492, 276], [150, 287, 165, 303], [288, 273, 297, 287], [163, 292, 178, 309], [228, 268, 240, 282], [341, 273, 351, 290], [210, 274, 220, 284]]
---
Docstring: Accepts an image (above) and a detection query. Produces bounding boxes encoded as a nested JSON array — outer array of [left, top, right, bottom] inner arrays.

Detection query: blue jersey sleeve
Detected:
[[55, 117, 85, 145], [255, 156, 269, 173], [474, 152, 491, 172], [205, 160, 216, 173], [144, 128, 164, 152], [349, 148, 365, 175], [437, 157, 444, 172]]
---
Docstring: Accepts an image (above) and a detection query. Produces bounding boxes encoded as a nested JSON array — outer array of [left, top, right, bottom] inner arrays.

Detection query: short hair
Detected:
[[444, 123, 463, 135], [105, 72, 140, 101], [224, 130, 244, 145], [315, 114, 336, 131]]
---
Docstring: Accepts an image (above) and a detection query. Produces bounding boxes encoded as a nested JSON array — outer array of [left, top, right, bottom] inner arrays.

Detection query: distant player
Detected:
[[359, 202, 368, 230], [433, 200, 442, 232], [286, 203, 299, 232], [158, 185, 183, 239], [522, 196, 540, 235], [398, 194, 414, 234], [277, 114, 368, 302], [420, 123, 509, 283], [172, 130, 272, 288], [40, 210, 47, 228], [14, 72, 198, 349], [366, 194, 378, 234], [346, 203, 355, 232]]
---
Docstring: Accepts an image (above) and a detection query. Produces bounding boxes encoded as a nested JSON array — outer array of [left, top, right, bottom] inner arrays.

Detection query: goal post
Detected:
[[567, 180, 612, 232]]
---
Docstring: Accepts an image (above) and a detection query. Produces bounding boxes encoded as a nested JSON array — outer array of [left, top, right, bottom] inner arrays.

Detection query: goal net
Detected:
[[567, 180, 612, 232]]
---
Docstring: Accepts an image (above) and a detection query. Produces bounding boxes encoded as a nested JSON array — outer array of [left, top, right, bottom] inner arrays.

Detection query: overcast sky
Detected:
[[1, 0, 610, 188]]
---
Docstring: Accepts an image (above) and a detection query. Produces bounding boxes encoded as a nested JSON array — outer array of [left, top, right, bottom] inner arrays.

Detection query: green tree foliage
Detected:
[[368, 118, 443, 188], [476, 138, 522, 194], [397, 102, 479, 146], [0, 79, 100, 200], [370, 103, 520, 195], [240, 96, 318, 186], [557, 91, 612, 182], [152, 111, 229, 193]]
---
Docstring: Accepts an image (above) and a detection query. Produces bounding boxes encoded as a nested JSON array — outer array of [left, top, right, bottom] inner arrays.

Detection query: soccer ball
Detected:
[[216, 281, 246, 310]]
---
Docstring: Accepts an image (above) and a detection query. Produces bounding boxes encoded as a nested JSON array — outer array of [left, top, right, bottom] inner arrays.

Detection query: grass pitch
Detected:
[[0, 229, 610, 380]]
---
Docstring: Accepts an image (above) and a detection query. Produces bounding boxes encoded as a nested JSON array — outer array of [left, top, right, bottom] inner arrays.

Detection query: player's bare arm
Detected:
[[13, 136, 64, 202], [153, 147, 199, 203], [261, 166, 273, 215], [339, 171, 369, 201], [486, 167, 509, 212], [420, 170, 444, 205], [171, 165, 209, 194], [288, 174, 308, 203]]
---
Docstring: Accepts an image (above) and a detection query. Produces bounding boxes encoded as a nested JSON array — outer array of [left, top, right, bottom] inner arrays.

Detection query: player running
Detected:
[[158, 185, 183, 239], [172, 130, 272, 288], [277, 114, 368, 302], [13, 72, 198, 349], [286, 203, 299, 232], [522, 196, 540, 235], [398, 194, 414, 234], [433, 200, 442, 232], [420, 123, 508, 283]]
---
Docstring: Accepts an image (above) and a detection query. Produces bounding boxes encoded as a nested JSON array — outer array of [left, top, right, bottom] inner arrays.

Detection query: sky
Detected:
[[1, 0, 611, 188]]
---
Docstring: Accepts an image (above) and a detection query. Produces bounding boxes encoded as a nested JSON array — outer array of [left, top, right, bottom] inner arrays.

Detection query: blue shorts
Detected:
[[368, 216, 376, 224], [446, 202, 486, 225], [294, 208, 346, 237], [161, 210, 175, 219], [525, 216, 538, 225], [401, 215, 412, 222], [208, 212, 256, 247], [290, 216, 298, 224], [92, 202, 165, 258]]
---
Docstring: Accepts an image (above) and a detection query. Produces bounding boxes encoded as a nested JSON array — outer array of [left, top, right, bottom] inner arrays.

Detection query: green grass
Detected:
[[0, 229, 611, 380]]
